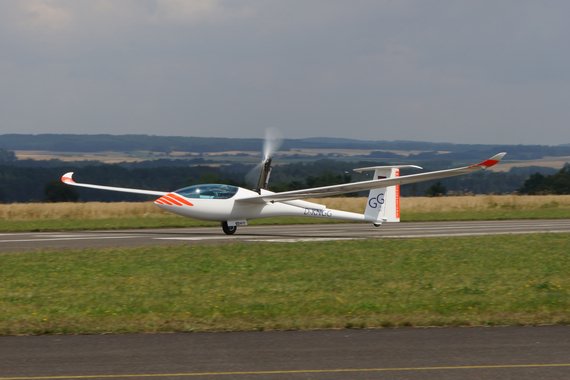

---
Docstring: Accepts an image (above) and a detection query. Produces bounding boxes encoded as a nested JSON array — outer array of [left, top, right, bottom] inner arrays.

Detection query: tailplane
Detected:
[[353, 165, 422, 225]]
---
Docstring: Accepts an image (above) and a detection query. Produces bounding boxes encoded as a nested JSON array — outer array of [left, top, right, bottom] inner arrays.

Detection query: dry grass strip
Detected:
[[1, 195, 569, 221]]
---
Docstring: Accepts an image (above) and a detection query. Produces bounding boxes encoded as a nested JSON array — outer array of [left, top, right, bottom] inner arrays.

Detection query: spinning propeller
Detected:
[[252, 129, 282, 193]]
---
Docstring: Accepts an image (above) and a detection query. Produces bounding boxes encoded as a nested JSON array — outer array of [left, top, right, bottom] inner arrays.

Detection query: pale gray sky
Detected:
[[0, 0, 569, 145]]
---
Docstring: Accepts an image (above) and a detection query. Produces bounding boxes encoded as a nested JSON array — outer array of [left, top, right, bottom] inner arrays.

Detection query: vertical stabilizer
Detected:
[[353, 165, 421, 225]]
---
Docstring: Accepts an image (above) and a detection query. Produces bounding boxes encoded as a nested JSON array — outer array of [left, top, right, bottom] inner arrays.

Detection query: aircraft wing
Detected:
[[237, 152, 507, 203], [61, 172, 168, 196]]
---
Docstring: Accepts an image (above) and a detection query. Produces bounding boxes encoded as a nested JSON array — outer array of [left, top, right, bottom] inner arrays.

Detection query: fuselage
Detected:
[[153, 184, 369, 223]]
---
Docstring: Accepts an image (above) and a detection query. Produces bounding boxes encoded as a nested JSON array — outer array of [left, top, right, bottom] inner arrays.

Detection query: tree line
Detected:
[[2, 146, 569, 203], [518, 164, 570, 195]]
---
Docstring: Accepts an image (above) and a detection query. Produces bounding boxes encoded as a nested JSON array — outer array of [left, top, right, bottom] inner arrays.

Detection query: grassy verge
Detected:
[[2, 233, 570, 335], [0, 217, 217, 232], [1, 195, 570, 232]]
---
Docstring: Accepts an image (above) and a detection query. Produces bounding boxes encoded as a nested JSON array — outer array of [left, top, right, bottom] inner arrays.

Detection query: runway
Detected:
[[1, 219, 570, 252], [1, 326, 570, 379]]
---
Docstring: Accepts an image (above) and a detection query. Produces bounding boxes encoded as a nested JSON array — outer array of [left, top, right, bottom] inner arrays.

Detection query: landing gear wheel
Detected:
[[221, 221, 237, 235]]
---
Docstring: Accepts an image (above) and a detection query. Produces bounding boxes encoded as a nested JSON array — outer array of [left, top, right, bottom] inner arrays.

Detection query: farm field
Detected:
[[1, 195, 569, 232]]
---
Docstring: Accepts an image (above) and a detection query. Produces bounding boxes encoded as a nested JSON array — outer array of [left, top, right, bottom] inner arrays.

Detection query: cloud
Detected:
[[1, 0, 253, 41], [0, 1, 569, 144], [150, 0, 253, 24], [17, 1, 73, 31]]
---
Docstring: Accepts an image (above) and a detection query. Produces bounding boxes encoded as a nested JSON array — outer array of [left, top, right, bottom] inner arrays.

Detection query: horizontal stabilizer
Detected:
[[353, 165, 422, 173]]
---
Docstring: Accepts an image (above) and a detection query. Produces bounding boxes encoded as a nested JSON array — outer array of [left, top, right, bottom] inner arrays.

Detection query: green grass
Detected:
[[0, 217, 217, 232], [2, 234, 570, 335]]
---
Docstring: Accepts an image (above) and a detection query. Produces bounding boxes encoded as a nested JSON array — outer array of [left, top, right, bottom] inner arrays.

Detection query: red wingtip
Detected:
[[471, 152, 507, 169], [61, 172, 75, 184]]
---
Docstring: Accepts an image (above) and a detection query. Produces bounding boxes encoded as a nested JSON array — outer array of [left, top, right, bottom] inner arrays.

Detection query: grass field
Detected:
[[1, 195, 569, 232], [1, 233, 569, 335]]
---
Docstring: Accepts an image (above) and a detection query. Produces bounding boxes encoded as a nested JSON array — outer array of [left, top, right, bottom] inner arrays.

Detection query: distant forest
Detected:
[[518, 164, 570, 195], [1, 133, 570, 203], [1, 148, 567, 203]]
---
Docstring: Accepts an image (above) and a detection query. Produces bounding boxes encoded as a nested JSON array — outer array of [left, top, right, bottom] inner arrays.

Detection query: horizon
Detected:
[[0, 132, 568, 148]]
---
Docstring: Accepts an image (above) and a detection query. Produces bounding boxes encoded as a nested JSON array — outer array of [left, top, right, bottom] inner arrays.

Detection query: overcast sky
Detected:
[[0, 0, 569, 145]]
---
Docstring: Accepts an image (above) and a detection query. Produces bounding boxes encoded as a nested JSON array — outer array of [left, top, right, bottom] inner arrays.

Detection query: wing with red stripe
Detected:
[[155, 193, 194, 207]]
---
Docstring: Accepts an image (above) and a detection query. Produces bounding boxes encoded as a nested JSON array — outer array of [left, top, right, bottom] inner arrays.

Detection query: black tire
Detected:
[[221, 221, 237, 235]]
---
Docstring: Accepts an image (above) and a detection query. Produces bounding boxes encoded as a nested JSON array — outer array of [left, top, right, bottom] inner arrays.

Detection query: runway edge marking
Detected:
[[3, 363, 570, 379]]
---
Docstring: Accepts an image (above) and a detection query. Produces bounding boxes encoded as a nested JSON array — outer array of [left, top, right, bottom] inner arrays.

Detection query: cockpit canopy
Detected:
[[174, 184, 239, 200]]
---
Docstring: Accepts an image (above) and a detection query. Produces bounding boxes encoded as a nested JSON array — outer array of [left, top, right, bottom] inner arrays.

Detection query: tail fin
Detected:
[[354, 165, 422, 225]]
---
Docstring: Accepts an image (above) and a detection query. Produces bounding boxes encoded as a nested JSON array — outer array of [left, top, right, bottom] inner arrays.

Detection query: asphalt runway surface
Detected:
[[1, 219, 570, 252], [1, 326, 570, 380]]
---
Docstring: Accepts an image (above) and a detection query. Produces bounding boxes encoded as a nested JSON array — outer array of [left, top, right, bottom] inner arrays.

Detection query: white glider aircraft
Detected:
[[61, 144, 506, 235]]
